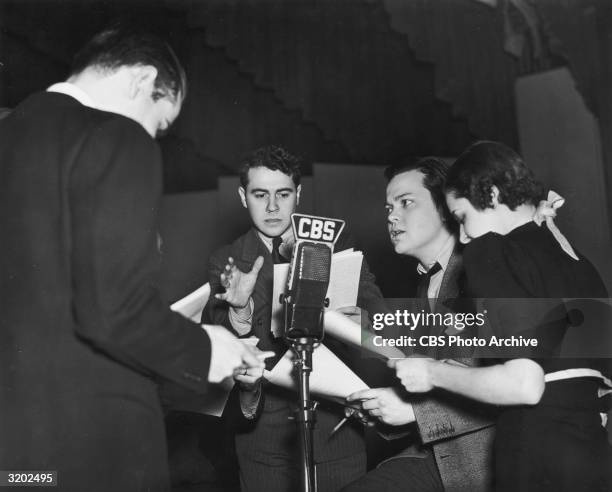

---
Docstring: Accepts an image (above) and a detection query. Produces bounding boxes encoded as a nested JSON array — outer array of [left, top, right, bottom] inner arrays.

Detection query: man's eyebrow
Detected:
[[249, 187, 295, 194], [393, 192, 414, 201]]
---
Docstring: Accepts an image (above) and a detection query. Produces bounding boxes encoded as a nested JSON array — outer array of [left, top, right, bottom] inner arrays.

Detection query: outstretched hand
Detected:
[[215, 256, 264, 309]]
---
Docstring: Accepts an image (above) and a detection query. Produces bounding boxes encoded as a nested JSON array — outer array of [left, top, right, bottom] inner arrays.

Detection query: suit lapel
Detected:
[[434, 250, 461, 313], [239, 228, 270, 264], [432, 249, 463, 339]]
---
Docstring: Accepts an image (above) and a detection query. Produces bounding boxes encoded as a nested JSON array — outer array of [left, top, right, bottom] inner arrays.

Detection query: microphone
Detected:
[[282, 214, 345, 342], [280, 214, 345, 491], [284, 241, 332, 341]]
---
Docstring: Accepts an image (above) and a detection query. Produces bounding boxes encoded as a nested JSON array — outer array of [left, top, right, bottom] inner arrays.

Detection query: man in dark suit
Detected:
[[0, 25, 263, 492], [203, 145, 387, 491], [343, 158, 495, 492]]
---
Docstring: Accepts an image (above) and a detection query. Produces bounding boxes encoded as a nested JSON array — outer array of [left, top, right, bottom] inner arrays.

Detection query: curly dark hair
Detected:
[[445, 141, 545, 210], [239, 145, 302, 188], [385, 156, 457, 234]]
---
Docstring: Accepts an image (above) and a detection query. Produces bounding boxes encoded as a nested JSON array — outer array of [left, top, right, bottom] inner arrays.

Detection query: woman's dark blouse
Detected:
[[461, 220, 612, 491], [462, 221, 609, 375]]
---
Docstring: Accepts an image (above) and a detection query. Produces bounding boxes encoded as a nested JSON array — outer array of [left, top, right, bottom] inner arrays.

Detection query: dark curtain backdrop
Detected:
[[189, 0, 475, 165], [0, 0, 514, 182], [0, 0, 609, 199]]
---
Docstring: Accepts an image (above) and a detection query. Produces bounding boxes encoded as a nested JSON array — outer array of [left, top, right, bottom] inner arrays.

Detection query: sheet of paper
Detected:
[[264, 343, 369, 401], [272, 263, 291, 337], [327, 251, 362, 310], [170, 282, 211, 323]]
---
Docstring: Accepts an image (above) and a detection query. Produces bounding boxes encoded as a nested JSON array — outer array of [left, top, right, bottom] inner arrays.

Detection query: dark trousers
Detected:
[[341, 451, 443, 492], [236, 394, 366, 492]]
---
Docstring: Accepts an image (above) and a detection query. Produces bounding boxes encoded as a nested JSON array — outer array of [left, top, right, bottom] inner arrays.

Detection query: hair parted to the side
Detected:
[[239, 145, 302, 188], [70, 22, 187, 102], [385, 156, 457, 234], [445, 141, 545, 210]]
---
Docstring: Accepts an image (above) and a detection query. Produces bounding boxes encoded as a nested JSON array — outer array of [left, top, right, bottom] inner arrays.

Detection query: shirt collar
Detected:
[[47, 82, 97, 109], [416, 235, 456, 275], [257, 227, 294, 253]]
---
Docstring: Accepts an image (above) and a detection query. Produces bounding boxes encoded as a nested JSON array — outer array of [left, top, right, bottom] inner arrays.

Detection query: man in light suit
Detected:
[[0, 25, 263, 491], [343, 158, 495, 492], [203, 145, 388, 491]]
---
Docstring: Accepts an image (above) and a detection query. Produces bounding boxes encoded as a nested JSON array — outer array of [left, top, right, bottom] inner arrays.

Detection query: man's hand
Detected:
[[343, 406, 376, 427], [204, 325, 272, 383], [388, 357, 438, 393], [347, 387, 415, 426], [215, 256, 264, 309], [234, 365, 266, 392]]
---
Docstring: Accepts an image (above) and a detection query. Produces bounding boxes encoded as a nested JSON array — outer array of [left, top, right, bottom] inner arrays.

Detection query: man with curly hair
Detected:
[[203, 145, 387, 491]]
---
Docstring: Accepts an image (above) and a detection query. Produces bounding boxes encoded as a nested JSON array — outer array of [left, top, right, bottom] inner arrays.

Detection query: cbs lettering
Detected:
[[298, 218, 336, 241], [419, 336, 446, 347]]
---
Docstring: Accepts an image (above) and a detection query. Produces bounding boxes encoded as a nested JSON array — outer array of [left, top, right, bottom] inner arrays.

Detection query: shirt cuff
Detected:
[[229, 297, 254, 336]]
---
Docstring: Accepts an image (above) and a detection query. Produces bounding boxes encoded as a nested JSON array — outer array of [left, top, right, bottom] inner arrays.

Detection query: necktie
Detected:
[[412, 262, 442, 355], [416, 262, 442, 312], [271, 236, 288, 264]]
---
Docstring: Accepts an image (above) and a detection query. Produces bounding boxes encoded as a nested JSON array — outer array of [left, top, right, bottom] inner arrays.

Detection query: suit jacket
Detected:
[[203, 227, 387, 462], [0, 92, 212, 491], [382, 251, 496, 492]]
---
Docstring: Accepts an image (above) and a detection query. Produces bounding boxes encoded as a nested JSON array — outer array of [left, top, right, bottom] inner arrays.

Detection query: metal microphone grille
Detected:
[[298, 243, 331, 282]]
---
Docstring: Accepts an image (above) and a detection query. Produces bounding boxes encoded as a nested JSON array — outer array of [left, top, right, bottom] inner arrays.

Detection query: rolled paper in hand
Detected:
[[323, 309, 405, 360]]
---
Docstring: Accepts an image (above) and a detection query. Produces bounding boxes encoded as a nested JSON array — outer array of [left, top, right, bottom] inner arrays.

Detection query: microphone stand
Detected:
[[290, 337, 317, 492]]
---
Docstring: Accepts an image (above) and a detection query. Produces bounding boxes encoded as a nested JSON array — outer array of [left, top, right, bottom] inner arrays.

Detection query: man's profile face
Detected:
[[385, 169, 446, 259], [239, 167, 300, 238]]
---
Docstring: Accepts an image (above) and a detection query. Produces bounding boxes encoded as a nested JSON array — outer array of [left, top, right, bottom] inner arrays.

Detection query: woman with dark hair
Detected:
[[391, 141, 611, 491]]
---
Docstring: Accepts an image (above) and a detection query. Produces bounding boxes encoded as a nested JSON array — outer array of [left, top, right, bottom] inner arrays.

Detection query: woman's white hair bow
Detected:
[[533, 191, 579, 261]]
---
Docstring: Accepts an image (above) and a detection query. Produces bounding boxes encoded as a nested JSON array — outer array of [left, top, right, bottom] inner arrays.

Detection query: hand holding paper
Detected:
[[346, 387, 416, 426], [204, 325, 270, 384], [233, 337, 270, 391], [389, 356, 438, 393]]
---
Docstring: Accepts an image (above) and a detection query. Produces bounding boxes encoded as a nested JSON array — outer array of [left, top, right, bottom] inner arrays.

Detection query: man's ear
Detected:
[[296, 184, 302, 206], [128, 65, 158, 99], [238, 187, 248, 208]]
